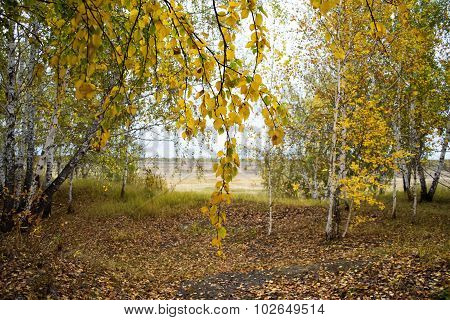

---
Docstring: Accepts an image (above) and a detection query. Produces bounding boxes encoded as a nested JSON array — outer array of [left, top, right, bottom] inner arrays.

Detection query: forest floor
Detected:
[[0, 182, 449, 299]]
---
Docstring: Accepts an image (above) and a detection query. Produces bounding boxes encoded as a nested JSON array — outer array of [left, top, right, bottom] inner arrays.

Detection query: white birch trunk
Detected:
[[67, 171, 74, 214], [28, 71, 62, 207], [16, 22, 39, 213], [45, 143, 55, 188], [2, 21, 19, 217], [338, 107, 347, 181], [427, 118, 449, 200], [393, 116, 410, 193], [342, 201, 353, 238], [0, 147, 5, 191], [15, 115, 26, 203], [326, 58, 341, 240], [392, 171, 397, 218], [120, 144, 129, 199], [412, 162, 418, 222], [312, 152, 319, 199], [409, 103, 418, 222], [267, 151, 273, 236]]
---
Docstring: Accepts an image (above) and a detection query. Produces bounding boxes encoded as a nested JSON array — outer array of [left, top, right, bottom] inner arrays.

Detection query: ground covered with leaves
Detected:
[[1, 193, 449, 299]]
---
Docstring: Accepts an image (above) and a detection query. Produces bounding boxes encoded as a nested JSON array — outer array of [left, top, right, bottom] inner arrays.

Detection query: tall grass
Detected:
[[55, 178, 448, 221], [55, 179, 210, 218], [54, 178, 329, 218]]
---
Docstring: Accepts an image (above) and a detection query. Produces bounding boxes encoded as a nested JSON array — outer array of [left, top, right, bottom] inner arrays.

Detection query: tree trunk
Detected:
[[392, 112, 412, 200], [120, 145, 129, 199], [417, 160, 428, 201], [0, 148, 4, 199], [15, 22, 39, 213], [410, 103, 418, 223], [312, 155, 319, 199], [412, 161, 418, 223], [29, 117, 102, 220], [15, 115, 26, 206], [45, 145, 55, 188], [392, 170, 397, 219], [426, 120, 449, 201], [1, 20, 18, 232], [402, 167, 412, 199], [338, 107, 347, 182], [342, 201, 353, 238], [267, 151, 273, 236], [28, 77, 61, 211], [326, 59, 341, 241], [67, 171, 74, 214], [17, 90, 37, 212]]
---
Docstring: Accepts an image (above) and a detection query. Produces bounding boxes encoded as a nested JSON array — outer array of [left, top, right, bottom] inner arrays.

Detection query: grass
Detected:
[[54, 178, 327, 218], [354, 188, 450, 264], [55, 179, 210, 218], [234, 192, 327, 208], [56, 178, 448, 223]]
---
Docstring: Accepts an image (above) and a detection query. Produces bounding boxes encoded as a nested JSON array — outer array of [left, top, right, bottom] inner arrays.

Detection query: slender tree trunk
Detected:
[[342, 201, 353, 238], [120, 145, 129, 199], [15, 113, 26, 206], [412, 161, 418, 223], [45, 145, 55, 188], [14, 22, 39, 213], [267, 151, 273, 236], [338, 107, 347, 182], [18, 92, 37, 212], [326, 59, 341, 240], [29, 117, 102, 219], [393, 114, 412, 201], [392, 170, 397, 219], [426, 120, 449, 201], [1, 21, 18, 232], [67, 171, 74, 214], [402, 167, 412, 199], [28, 76, 61, 212], [417, 160, 428, 201], [410, 104, 418, 222], [312, 153, 319, 199], [0, 148, 4, 199], [56, 159, 62, 176]]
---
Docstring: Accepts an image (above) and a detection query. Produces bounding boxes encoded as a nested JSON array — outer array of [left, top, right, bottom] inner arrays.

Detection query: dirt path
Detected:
[[178, 260, 368, 299]]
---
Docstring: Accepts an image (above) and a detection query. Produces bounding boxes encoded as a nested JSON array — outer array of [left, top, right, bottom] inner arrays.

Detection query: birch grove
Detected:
[[259, 0, 448, 239], [0, 0, 448, 246]]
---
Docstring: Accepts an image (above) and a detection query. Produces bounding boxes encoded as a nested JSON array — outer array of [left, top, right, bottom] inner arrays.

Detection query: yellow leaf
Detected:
[[127, 46, 136, 57], [55, 19, 65, 29], [129, 9, 139, 21], [255, 13, 263, 26], [99, 130, 110, 148], [127, 105, 138, 115], [310, 0, 321, 9], [92, 33, 102, 48], [333, 46, 345, 60], [76, 82, 96, 100], [271, 128, 284, 145], [49, 55, 59, 67], [201, 206, 209, 214]]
